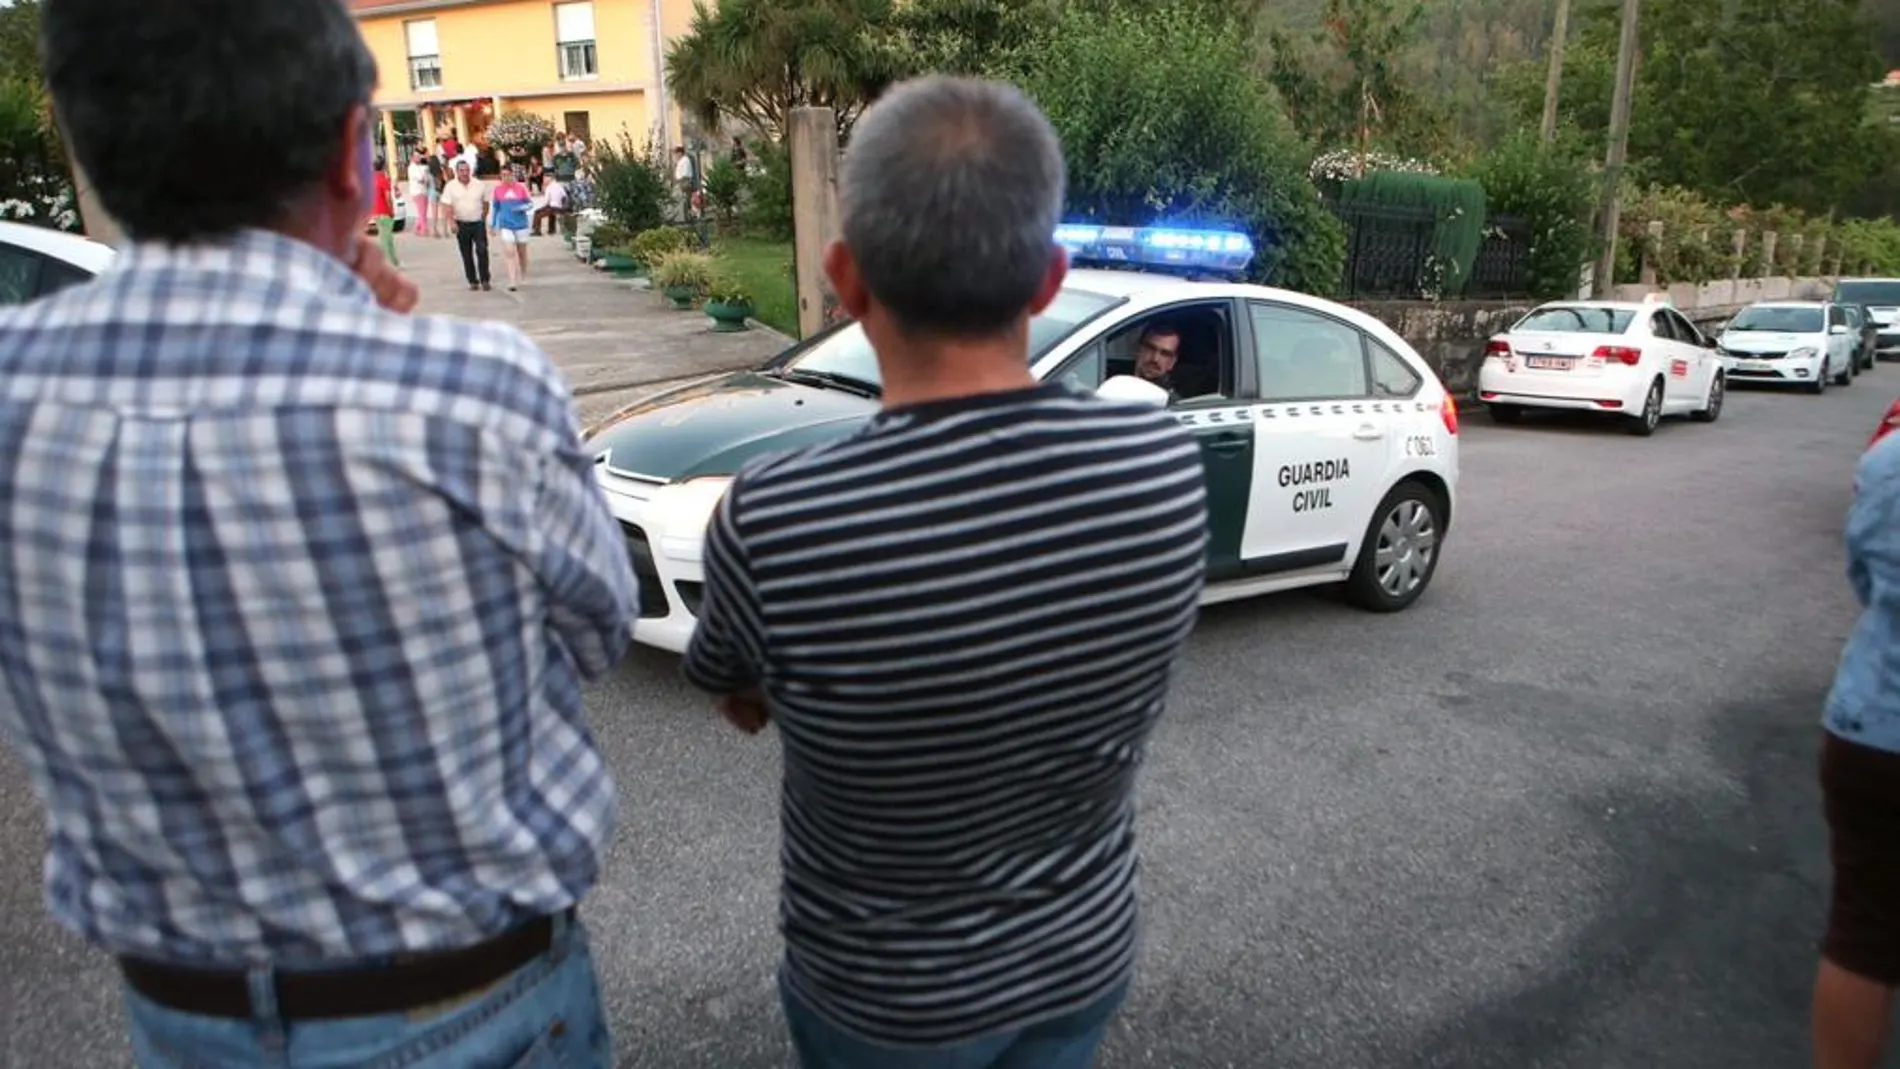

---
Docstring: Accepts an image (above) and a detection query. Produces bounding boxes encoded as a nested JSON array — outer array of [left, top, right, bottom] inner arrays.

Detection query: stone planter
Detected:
[[596, 252, 644, 279], [662, 284, 699, 310], [704, 300, 754, 333], [574, 235, 593, 263]]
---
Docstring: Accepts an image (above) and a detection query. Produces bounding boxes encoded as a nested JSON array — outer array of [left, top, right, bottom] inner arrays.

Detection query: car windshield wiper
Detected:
[[774, 367, 882, 397]]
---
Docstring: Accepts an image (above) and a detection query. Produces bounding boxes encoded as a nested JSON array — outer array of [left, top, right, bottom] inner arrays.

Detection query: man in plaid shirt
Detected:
[[0, 1, 638, 1065]]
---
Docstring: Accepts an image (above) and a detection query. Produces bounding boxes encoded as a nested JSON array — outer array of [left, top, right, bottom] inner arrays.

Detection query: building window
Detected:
[[554, 2, 598, 80], [404, 19, 442, 90]]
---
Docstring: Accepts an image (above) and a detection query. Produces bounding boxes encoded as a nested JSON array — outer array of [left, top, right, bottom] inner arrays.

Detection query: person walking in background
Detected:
[[1814, 434, 1900, 1069], [491, 163, 533, 291], [17, 1, 638, 1066], [672, 144, 696, 220], [406, 148, 436, 237], [443, 157, 491, 290], [682, 75, 1209, 1069], [369, 159, 398, 266]]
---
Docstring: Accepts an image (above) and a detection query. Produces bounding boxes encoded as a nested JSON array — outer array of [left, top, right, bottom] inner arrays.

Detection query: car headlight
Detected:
[[1789, 347, 1819, 360], [651, 476, 732, 562]]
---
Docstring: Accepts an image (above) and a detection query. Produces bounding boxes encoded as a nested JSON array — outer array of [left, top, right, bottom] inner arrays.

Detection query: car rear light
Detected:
[[1484, 339, 1511, 359], [1593, 345, 1642, 366], [1871, 400, 1900, 449], [1441, 394, 1459, 435]]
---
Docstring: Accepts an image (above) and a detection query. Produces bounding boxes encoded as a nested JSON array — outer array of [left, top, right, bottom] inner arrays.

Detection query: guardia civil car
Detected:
[[588, 225, 1461, 653]]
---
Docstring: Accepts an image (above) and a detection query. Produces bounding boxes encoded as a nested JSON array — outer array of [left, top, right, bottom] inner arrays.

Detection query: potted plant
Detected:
[[703, 275, 755, 332], [650, 252, 715, 310], [586, 223, 633, 267], [632, 226, 691, 270], [595, 244, 644, 278]]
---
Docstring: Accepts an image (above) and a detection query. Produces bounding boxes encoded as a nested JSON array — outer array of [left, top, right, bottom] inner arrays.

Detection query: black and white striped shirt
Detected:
[[682, 381, 1208, 1046]]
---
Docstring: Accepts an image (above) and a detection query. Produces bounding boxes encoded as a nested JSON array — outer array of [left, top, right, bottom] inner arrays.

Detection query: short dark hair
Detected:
[[42, 0, 376, 242], [1141, 321, 1182, 344]]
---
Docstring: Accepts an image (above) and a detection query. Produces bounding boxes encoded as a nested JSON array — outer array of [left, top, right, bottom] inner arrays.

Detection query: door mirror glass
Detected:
[[1831, 324, 1850, 335], [1097, 374, 1170, 406]]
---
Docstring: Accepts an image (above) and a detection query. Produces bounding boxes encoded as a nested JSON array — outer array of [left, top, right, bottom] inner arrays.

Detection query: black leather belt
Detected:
[[117, 910, 569, 1021]]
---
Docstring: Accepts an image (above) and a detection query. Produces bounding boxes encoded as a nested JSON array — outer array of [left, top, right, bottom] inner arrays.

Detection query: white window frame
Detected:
[[404, 19, 442, 91], [553, 2, 598, 81]]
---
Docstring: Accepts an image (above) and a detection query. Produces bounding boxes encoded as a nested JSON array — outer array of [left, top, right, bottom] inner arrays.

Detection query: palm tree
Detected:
[[664, 0, 904, 143]]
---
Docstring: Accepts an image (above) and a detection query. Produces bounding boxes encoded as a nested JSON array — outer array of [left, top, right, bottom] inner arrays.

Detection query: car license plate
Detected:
[[1740, 360, 1774, 371], [1524, 356, 1572, 370]]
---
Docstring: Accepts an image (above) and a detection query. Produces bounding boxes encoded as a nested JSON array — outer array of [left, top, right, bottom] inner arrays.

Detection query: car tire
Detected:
[[1344, 481, 1445, 614], [1691, 372, 1724, 423], [1809, 364, 1828, 394], [1627, 378, 1664, 436], [1838, 354, 1855, 386], [1487, 404, 1523, 424]]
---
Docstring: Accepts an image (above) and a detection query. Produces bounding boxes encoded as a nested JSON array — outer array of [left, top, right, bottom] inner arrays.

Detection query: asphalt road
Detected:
[[1, 374, 1893, 1069]]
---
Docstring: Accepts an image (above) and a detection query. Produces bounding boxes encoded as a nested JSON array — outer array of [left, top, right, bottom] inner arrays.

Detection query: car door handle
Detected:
[[1203, 430, 1249, 456], [1352, 424, 1385, 441]]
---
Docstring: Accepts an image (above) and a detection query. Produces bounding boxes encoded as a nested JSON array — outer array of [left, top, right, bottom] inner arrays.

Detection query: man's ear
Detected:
[[1025, 245, 1069, 316], [823, 240, 871, 320], [331, 104, 373, 209]]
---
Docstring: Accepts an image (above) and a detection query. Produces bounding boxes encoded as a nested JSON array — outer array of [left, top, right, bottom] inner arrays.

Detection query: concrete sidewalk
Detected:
[[391, 226, 792, 396]]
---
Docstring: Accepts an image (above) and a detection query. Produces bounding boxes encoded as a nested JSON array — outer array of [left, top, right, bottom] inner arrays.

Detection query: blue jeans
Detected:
[[123, 916, 611, 1069], [780, 972, 1128, 1069]]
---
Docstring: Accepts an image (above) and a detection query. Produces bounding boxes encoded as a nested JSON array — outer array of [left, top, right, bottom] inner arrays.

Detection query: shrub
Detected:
[[1837, 218, 1900, 275], [702, 157, 745, 229], [588, 222, 634, 251], [652, 250, 717, 292], [0, 76, 77, 231], [1338, 172, 1487, 297], [1463, 131, 1597, 299], [632, 226, 692, 264], [743, 141, 794, 239], [587, 132, 670, 235], [706, 273, 753, 305], [1003, 0, 1344, 293]]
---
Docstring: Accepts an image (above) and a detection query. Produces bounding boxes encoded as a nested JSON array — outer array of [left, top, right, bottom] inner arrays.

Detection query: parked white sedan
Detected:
[[1713, 300, 1856, 394], [1477, 298, 1725, 435], [0, 220, 116, 306]]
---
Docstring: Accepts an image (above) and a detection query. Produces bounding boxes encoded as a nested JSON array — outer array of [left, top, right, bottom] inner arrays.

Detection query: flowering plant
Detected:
[[487, 111, 558, 152], [1308, 148, 1439, 183]]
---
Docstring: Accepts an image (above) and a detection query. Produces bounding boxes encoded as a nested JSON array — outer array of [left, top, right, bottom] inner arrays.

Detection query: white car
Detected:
[[0, 219, 116, 306], [1477, 297, 1726, 435], [1835, 278, 1900, 360], [584, 225, 1462, 653], [1715, 300, 1856, 394]]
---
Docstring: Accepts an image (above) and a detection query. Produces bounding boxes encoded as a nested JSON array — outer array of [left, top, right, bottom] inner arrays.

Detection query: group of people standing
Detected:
[[389, 133, 582, 293]]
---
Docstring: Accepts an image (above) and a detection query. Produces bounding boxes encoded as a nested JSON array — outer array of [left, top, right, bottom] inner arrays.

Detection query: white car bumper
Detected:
[[1476, 360, 1652, 414], [597, 475, 707, 654], [1722, 352, 1824, 384]]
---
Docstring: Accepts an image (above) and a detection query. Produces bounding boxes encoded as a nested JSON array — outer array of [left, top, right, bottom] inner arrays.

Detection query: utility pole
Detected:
[[1592, 0, 1640, 298], [1539, 0, 1572, 143]]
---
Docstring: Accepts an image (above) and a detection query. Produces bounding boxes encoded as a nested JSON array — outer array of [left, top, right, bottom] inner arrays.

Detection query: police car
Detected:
[[584, 225, 1461, 653], [1476, 295, 1725, 435]]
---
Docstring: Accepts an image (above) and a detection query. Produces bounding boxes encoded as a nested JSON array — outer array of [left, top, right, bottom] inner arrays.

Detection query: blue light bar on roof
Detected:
[[1054, 224, 1256, 275]]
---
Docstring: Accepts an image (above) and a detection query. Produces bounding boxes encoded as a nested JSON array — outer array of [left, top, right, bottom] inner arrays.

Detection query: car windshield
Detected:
[[1727, 306, 1823, 333], [1836, 281, 1900, 306], [1514, 306, 1634, 334], [782, 288, 1123, 389]]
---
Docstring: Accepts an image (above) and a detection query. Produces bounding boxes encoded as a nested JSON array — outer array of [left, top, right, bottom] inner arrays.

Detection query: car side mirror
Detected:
[[1097, 374, 1170, 407], [1832, 324, 1850, 335]]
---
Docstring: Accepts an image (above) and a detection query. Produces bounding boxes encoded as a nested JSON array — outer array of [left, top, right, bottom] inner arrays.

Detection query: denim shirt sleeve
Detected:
[[1825, 439, 1900, 751]]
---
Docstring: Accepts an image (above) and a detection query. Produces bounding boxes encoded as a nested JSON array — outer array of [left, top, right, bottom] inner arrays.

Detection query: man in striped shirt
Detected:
[[683, 76, 1209, 1068]]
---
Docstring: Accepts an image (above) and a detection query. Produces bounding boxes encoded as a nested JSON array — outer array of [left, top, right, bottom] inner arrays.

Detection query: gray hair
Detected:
[[838, 77, 1066, 338]]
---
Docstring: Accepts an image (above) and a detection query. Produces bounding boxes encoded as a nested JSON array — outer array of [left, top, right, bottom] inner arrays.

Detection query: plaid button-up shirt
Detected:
[[0, 230, 637, 966]]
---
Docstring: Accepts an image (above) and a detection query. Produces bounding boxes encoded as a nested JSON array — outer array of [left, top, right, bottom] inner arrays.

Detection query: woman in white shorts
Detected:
[[489, 164, 535, 291]]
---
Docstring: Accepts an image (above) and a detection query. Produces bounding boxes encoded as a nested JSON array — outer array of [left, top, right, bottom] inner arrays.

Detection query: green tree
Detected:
[[1521, 0, 1887, 214], [663, 0, 903, 142], [1006, 0, 1345, 293], [888, 0, 1052, 77], [1266, 0, 1454, 161]]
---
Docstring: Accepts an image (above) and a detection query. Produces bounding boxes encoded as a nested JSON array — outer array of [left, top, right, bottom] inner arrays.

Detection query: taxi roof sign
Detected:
[[1641, 292, 1673, 306], [1055, 224, 1255, 277]]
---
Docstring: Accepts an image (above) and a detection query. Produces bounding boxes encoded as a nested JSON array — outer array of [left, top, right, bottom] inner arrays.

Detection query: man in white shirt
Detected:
[[672, 145, 696, 220], [440, 159, 491, 290], [533, 176, 570, 236]]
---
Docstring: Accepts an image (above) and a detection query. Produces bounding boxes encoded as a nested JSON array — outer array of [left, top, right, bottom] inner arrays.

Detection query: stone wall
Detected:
[[1351, 276, 1836, 398]]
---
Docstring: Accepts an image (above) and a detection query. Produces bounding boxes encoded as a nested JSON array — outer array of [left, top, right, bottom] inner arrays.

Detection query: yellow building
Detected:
[[352, 0, 697, 167]]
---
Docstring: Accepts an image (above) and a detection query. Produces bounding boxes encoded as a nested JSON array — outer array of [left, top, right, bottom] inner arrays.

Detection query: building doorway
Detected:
[[563, 111, 592, 145]]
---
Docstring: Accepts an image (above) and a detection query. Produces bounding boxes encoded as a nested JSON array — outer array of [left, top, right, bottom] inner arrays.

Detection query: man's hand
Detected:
[[717, 688, 769, 735], [350, 236, 419, 313]]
